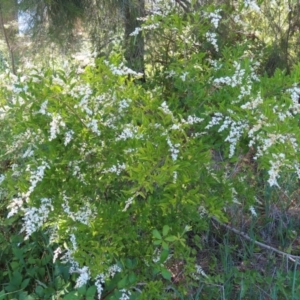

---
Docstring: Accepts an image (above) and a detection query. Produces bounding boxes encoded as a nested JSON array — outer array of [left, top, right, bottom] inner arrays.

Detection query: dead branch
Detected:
[[212, 216, 300, 263]]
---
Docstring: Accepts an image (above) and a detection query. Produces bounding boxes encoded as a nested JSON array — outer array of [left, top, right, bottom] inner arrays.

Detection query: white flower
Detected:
[[102, 162, 126, 175], [21, 198, 53, 239], [95, 274, 105, 299], [87, 119, 101, 136], [204, 9, 222, 28], [0, 174, 5, 184], [160, 101, 173, 115], [166, 137, 180, 161], [123, 196, 134, 212], [244, 0, 260, 12], [53, 247, 62, 263], [173, 171, 177, 183], [120, 289, 131, 300], [64, 130, 74, 146], [75, 266, 90, 288], [249, 206, 257, 217], [130, 27, 142, 36], [268, 153, 286, 187], [38, 100, 49, 115], [49, 114, 65, 141], [180, 72, 189, 81], [206, 32, 218, 52]]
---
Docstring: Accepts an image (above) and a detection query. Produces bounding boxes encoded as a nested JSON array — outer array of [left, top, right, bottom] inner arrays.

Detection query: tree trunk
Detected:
[[0, 0, 18, 74], [123, 0, 145, 77]]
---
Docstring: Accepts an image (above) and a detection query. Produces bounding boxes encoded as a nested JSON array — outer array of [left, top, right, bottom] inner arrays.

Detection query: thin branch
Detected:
[[174, 0, 190, 13], [0, 4, 16, 74], [212, 217, 300, 263]]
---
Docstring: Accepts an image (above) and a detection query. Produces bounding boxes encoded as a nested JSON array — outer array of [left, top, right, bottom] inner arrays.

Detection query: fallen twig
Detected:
[[212, 216, 300, 263]]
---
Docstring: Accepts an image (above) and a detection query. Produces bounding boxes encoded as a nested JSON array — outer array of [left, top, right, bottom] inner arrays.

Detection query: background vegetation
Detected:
[[1, 0, 300, 299]]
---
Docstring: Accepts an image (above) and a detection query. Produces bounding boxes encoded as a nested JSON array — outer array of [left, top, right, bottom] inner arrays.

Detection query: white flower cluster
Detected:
[[207, 59, 222, 70], [86, 119, 101, 136], [102, 162, 126, 175], [167, 137, 180, 161], [95, 274, 105, 299], [62, 193, 96, 225], [160, 101, 173, 115], [71, 83, 92, 103], [268, 153, 286, 187], [241, 92, 263, 110], [75, 266, 90, 288], [204, 9, 222, 28], [22, 146, 35, 158], [71, 163, 86, 184], [206, 113, 248, 158], [180, 72, 189, 81], [64, 130, 74, 146], [26, 161, 50, 197], [53, 247, 62, 263], [116, 125, 142, 141], [61, 235, 91, 289], [206, 32, 218, 52], [294, 163, 300, 179], [287, 86, 300, 114], [205, 112, 223, 129], [224, 120, 248, 158], [244, 0, 260, 12], [38, 100, 49, 115], [51, 75, 66, 87], [104, 60, 144, 77], [7, 194, 25, 218], [95, 265, 122, 299], [213, 61, 245, 87], [231, 188, 241, 205], [130, 23, 159, 36], [253, 133, 298, 159], [165, 70, 176, 78], [49, 114, 65, 141], [169, 114, 203, 132], [272, 105, 292, 121], [191, 264, 208, 280], [122, 196, 134, 212], [249, 206, 257, 217], [198, 206, 207, 217], [74, 86, 94, 115], [0, 174, 5, 185], [118, 98, 132, 114], [21, 198, 53, 239], [120, 289, 131, 300], [182, 115, 204, 125]]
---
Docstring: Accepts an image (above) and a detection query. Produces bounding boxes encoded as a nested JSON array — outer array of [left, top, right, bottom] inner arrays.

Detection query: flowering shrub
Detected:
[[1, 1, 300, 298]]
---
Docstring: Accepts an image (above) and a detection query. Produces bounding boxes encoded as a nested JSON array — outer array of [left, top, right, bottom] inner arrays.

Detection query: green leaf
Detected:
[[35, 286, 44, 297], [154, 240, 162, 245], [161, 268, 172, 281], [0, 290, 6, 300], [129, 272, 137, 284], [162, 241, 169, 250], [162, 225, 170, 236], [63, 291, 79, 300], [21, 278, 30, 289], [165, 236, 176, 242], [11, 271, 22, 287], [159, 249, 169, 264], [125, 258, 133, 269], [117, 275, 128, 289], [77, 285, 86, 295], [152, 229, 162, 240], [86, 286, 96, 297]]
